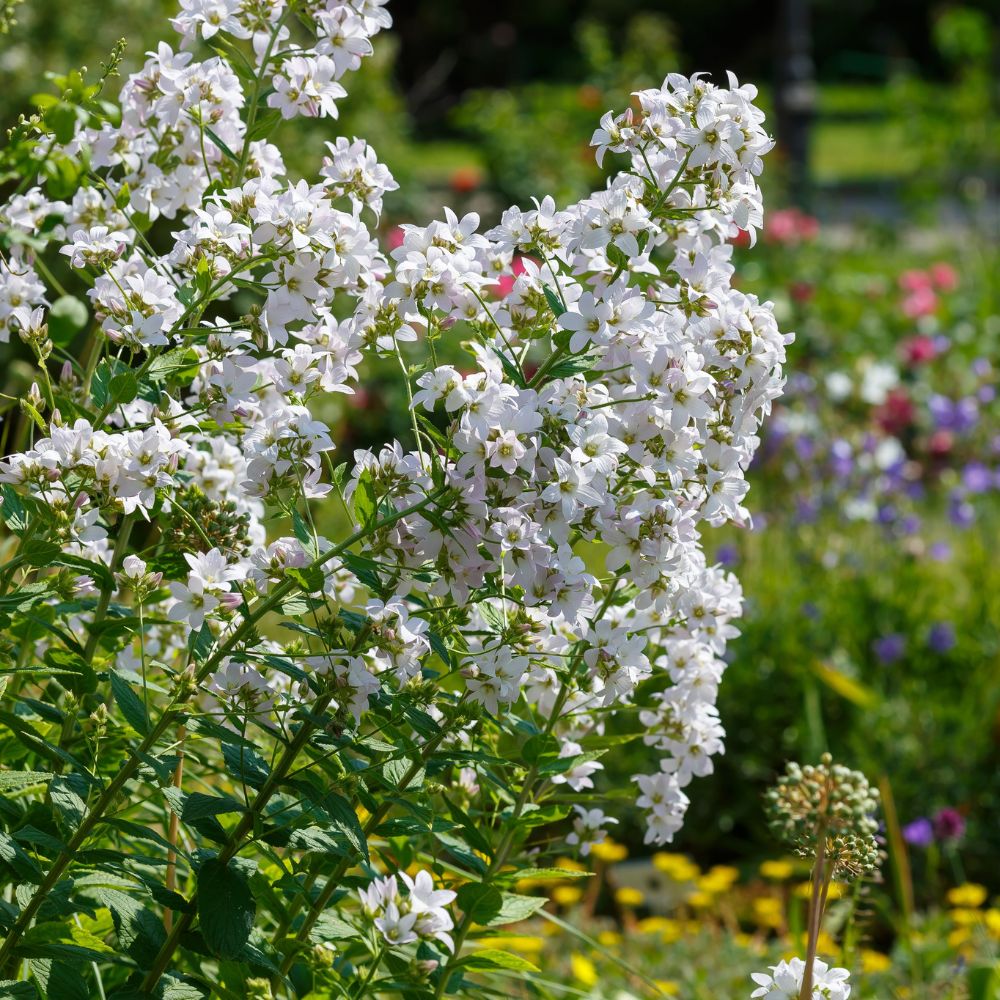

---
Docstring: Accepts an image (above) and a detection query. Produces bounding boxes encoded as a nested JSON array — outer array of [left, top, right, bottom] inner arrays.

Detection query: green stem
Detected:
[[0, 490, 446, 970]]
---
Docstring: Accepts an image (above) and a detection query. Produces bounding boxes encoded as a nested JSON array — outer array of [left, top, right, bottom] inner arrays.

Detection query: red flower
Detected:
[[875, 388, 915, 434], [449, 167, 482, 194], [901, 335, 937, 365]]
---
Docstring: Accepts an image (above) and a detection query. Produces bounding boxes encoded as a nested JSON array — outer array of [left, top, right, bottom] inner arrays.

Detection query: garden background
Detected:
[[1, 0, 999, 995]]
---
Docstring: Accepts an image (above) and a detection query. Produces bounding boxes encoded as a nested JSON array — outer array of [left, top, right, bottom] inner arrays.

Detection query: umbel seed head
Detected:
[[765, 753, 880, 878]]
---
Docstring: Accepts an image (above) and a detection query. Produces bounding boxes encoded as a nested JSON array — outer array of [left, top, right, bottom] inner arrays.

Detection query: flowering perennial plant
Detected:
[[0, 0, 787, 995]]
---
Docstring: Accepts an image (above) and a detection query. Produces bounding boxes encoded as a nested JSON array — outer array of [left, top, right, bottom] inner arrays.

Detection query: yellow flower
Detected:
[[570, 953, 598, 987], [553, 886, 583, 907], [685, 890, 713, 909], [554, 856, 588, 873], [652, 852, 700, 882], [615, 886, 645, 907], [984, 908, 1000, 938], [699, 865, 740, 893], [636, 916, 682, 942], [860, 949, 892, 974], [654, 980, 679, 996], [947, 926, 972, 950], [759, 860, 795, 880], [597, 930, 621, 948], [485, 935, 545, 954], [949, 907, 983, 927], [752, 897, 783, 929], [793, 882, 813, 899], [947, 883, 988, 908], [590, 839, 628, 863]]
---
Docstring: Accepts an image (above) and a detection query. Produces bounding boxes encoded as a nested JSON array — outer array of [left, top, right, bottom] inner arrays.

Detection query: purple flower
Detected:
[[715, 543, 739, 568], [873, 633, 906, 665], [932, 808, 966, 843], [963, 462, 992, 494], [928, 540, 952, 562], [876, 504, 897, 526], [900, 515, 921, 535], [929, 394, 978, 433], [927, 621, 955, 654], [949, 495, 975, 528], [902, 817, 934, 848]]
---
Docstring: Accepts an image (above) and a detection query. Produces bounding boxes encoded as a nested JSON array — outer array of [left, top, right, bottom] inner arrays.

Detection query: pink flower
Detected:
[[930, 261, 958, 291], [902, 287, 937, 318], [765, 207, 819, 246], [899, 269, 932, 293]]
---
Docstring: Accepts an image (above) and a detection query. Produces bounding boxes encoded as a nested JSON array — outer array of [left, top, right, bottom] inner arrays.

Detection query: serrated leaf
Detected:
[[30, 958, 90, 1000], [0, 981, 37, 999], [0, 485, 29, 533], [0, 771, 54, 791], [110, 671, 149, 736], [94, 888, 166, 967], [181, 792, 245, 823], [197, 858, 256, 960], [221, 742, 270, 790]]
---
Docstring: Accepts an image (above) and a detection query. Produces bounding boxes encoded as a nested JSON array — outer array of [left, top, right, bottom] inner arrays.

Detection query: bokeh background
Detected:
[[2, 0, 999, 994]]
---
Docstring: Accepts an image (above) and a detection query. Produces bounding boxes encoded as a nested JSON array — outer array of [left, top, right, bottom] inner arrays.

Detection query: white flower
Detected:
[[750, 958, 851, 999]]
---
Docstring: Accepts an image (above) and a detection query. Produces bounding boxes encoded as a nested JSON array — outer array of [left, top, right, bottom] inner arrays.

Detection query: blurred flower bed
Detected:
[[460, 840, 1000, 998]]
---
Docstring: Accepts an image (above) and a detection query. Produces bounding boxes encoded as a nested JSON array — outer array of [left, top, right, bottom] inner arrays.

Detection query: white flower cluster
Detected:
[[750, 958, 852, 999], [359, 870, 456, 952], [0, 0, 788, 861]]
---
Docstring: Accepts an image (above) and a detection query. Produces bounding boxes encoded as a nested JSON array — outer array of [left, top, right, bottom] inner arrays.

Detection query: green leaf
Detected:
[[319, 791, 368, 862], [504, 867, 593, 882], [49, 775, 87, 830], [181, 792, 245, 823], [0, 582, 50, 612], [94, 888, 167, 966], [481, 893, 547, 927], [29, 956, 91, 997], [351, 468, 378, 528], [204, 127, 238, 162], [460, 948, 540, 973], [455, 884, 502, 925], [90, 358, 131, 409], [197, 858, 256, 961], [0, 771, 54, 791], [108, 371, 138, 406], [47, 296, 88, 346], [286, 565, 325, 594], [308, 912, 360, 943], [187, 623, 214, 662], [0, 486, 29, 533], [221, 743, 270, 790], [542, 284, 563, 316], [246, 108, 281, 142], [145, 347, 200, 384], [0, 981, 37, 999], [110, 671, 149, 736], [968, 965, 1000, 1000], [0, 831, 43, 883]]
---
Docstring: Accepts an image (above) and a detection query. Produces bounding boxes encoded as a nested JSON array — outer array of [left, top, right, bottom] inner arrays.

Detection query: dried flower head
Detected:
[[765, 753, 880, 878]]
